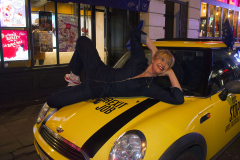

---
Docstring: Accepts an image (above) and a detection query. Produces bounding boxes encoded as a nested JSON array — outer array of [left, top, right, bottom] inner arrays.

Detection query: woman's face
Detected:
[[152, 54, 171, 74]]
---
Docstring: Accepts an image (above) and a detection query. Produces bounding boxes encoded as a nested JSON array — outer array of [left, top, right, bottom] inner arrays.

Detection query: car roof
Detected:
[[153, 41, 226, 48], [141, 38, 226, 48], [143, 38, 240, 49]]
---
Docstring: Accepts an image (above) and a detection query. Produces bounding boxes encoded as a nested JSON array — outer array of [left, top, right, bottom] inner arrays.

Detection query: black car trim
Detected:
[[81, 98, 159, 158], [158, 132, 207, 160], [200, 113, 211, 124]]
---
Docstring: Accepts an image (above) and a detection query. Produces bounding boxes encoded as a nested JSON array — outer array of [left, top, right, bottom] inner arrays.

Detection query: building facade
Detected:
[[1, 0, 240, 107]]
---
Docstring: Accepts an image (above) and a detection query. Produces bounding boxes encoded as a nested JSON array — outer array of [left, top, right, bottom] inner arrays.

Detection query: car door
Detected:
[[210, 49, 240, 157]]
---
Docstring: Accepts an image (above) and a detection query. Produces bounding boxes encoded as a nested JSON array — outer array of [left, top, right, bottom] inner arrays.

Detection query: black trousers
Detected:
[[47, 28, 149, 108], [47, 28, 184, 108]]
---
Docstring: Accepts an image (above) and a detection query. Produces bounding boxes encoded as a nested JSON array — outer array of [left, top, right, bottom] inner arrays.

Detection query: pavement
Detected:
[[0, 103, 43, 160], [0, 103, 240, 160]]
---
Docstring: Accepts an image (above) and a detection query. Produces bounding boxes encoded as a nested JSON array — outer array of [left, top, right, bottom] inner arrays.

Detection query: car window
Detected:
[[155, 50, 205, 96], [211, 49, 240, 93], [114, 48, 206, 96]]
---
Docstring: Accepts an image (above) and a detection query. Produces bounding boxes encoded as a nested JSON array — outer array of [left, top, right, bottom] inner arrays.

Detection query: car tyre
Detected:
[[175, 145, 204, 160]]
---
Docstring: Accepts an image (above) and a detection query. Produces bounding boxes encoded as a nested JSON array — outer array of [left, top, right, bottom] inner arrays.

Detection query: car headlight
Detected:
[[109, 130, 146, 160], [37, 103, 50, 124]]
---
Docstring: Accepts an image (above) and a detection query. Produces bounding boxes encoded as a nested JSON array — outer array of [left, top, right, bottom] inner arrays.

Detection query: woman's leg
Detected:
[[68, 49, 83, 76], [68, 36, 106, 78], [47, 81, 95, 108], [121, 28, 148, 77], [122, 28, 148, 71], [130, 28, 148, 62]]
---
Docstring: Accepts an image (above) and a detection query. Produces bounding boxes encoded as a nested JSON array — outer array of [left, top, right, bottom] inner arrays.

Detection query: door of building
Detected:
[[165, 0, 188, 39], [95, 8, 139, 67]]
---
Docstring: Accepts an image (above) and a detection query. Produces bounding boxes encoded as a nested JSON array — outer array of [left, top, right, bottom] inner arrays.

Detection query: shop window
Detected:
[[1, 0, 30, 68], [229, 10, 234, 28], [207, 5, 215, 37], [234, 11, 238, 38], [200, 3, 207, 37], [238, 12, 240, 41], [215, 6, 222, 37], [58, 2, 79, 64], [31, 1, 56, 66], [222, 8, 228, 36]]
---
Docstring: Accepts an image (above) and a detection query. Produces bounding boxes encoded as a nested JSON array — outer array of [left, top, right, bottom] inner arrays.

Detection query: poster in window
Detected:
[[39, 32, 53, 52], [1, 30, 28, 61], [31, 12, 39, 26], [217, 0, 228, 3], [1, 0, 26, 27], [39, 11, 52, 31], [229, 0, 239, 6], [58, 15, 78, 52]]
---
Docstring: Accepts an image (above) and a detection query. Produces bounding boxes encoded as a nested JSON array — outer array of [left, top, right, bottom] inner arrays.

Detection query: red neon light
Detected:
[[223, 69, 229, 72]]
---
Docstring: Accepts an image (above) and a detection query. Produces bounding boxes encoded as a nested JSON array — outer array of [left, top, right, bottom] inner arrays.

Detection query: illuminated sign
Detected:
[[1, 0, 26, 27], [1, 30, 29, 61], [217, 0, 228, 3], [229, 0, 239, 6], [217, 0, 239, 6]]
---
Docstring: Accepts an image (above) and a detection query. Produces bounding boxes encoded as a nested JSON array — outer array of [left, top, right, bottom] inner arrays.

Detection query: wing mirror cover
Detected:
[[219, 80, 240, 101]]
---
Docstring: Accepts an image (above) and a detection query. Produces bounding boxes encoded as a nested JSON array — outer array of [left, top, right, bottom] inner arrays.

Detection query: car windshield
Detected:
[[211, 48, 240, 93], [114, 48, 207, 96], [154, 49, 206, 96]]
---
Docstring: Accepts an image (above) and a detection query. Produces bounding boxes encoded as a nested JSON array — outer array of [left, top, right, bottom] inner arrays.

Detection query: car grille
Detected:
[[39, 125, 89, 160]]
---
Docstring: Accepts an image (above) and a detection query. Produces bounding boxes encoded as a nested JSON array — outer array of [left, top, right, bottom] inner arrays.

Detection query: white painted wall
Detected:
[[141, 0, 201, 39], [187, 0, 201, 38], [140, 0, 165, 41]]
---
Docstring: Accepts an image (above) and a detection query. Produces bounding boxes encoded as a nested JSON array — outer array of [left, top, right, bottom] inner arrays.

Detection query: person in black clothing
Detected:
[[47, 28, 184, 108]]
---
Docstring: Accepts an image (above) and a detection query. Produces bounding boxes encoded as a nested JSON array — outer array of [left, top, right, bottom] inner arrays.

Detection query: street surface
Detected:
[[0, 103, 239, 160]]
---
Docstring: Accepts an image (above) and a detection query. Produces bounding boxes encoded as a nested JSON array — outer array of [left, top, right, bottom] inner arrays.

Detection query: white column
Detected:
[[140, 0, 165, 41], [187, 0, 201, 38]]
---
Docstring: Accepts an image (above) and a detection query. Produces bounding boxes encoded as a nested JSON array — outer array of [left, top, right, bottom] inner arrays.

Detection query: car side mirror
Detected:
[[219, 81, 240, 101]]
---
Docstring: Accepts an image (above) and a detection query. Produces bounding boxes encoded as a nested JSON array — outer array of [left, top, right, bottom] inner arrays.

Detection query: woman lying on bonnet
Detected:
[[47, 28, 184, 108]]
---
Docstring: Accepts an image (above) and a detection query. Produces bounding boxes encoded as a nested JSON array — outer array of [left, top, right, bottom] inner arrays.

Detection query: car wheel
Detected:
[[175, 145, 204, 160]]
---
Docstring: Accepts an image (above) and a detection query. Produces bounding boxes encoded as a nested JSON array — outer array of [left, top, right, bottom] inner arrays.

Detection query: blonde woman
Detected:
[[47, 28, 184, 108]]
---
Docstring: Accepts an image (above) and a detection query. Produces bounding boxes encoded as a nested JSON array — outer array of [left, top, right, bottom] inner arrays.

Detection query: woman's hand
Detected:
[[158, 69, 182, 91], [146, 36, 158, 59], [151, 50, 158, 60]]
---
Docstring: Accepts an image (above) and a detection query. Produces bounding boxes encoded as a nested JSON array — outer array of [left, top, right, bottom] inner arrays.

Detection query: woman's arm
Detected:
[[146, 36, 158, 59], [159, 69, 182, 91]]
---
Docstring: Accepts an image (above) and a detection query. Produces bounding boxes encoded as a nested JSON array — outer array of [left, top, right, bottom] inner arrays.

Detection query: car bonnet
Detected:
[[43, 97, 162, 157]]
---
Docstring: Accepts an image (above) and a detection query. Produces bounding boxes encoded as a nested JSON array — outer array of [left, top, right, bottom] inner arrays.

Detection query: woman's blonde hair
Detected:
[[153, 49, 175, 69]]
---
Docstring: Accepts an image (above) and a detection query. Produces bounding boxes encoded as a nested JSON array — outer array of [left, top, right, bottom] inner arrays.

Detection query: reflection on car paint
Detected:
[[52, 113, 76, 122]]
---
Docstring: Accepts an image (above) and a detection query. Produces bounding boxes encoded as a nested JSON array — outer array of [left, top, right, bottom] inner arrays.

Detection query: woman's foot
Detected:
[[64, 72, 81, 86]]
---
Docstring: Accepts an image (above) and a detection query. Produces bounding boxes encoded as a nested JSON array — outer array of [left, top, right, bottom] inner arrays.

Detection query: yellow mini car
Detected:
[[33, 39, 240, 160]]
